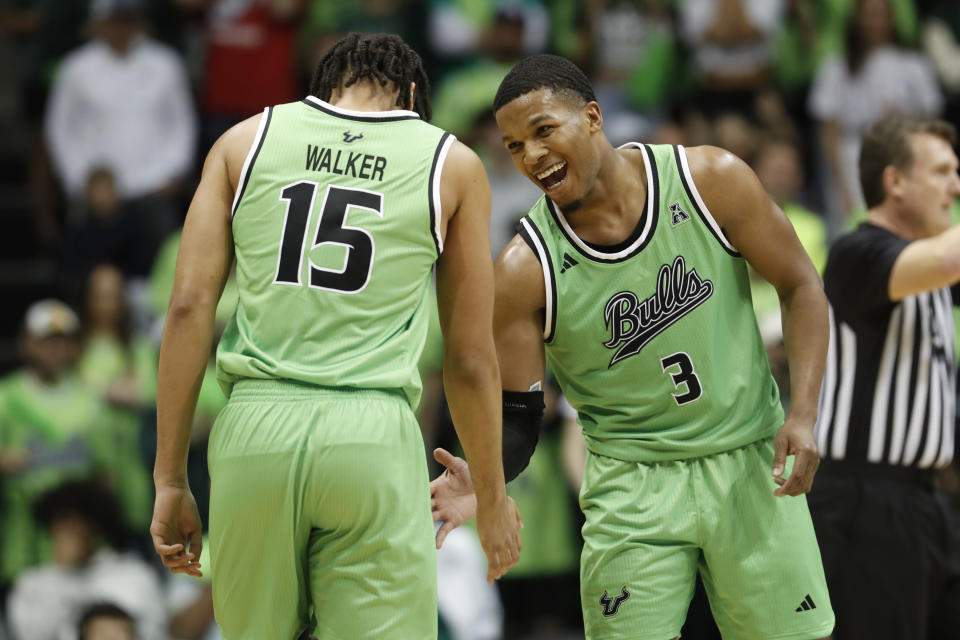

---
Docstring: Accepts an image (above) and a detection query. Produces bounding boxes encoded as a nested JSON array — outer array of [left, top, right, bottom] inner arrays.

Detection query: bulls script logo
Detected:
[[599, 587, 630, 617], [603, 255, 713, 367]]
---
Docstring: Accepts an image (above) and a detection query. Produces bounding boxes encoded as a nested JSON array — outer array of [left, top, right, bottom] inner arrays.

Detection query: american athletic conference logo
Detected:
[[603, 255, 713, 367]]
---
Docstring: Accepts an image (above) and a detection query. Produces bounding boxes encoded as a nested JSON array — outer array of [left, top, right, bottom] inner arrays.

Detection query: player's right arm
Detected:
[[494, 236, 548, 393], [435, 140, 521, 583], [151, 114, 259, 576]]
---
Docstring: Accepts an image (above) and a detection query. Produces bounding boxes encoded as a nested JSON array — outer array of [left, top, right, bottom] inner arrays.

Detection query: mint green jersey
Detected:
[[520, 144, 783, 462], [217, 97, 456, 408]]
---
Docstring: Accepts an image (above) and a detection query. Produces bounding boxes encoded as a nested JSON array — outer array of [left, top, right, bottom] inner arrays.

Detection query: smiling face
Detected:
[[495, 88, 603, 210]]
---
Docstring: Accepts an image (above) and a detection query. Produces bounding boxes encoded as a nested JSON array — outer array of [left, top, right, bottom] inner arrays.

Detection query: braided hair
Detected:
[[493, 54, 596, 113], [310, 33, 432, 121]]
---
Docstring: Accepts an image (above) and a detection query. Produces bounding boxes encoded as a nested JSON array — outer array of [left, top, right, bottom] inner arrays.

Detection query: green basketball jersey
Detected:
[[217, 97, 455, 408], [520, 144, 783, 462]]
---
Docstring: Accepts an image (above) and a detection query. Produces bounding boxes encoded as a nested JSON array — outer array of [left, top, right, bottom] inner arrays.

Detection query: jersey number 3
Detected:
[[660, 352, 703, 405], [274, 181, 383, 293]]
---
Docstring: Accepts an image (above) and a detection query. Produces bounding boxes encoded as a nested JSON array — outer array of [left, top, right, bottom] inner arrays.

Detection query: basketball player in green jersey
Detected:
[[431, 55, 835, 639], [149, 34, 522, 639]]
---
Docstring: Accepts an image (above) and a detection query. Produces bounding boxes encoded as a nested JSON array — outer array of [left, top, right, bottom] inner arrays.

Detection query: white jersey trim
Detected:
[[519, 217, 555, 340], [304, 95, 420, 119], [431, 135, 457, 254], [231, 106, 271, 218], [548, 143, 655, 261], [676, 145, 738, 254]]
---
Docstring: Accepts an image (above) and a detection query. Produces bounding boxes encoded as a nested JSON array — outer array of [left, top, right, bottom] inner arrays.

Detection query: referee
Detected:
[[811, 114, 960, 639]]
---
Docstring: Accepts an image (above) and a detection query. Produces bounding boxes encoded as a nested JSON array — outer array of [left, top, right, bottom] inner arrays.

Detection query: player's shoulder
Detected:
[[682, 144, 765, 217], [217, 113, 265, 160], [440, 138, 487, 187], [495, 233, 545, 297], [682, 145, 750, 183], [202, 112, 265, 186]]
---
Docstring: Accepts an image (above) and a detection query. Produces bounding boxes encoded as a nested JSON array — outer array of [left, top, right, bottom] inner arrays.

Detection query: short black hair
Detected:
[[859, 115, 957, 208], [78, 602, 136, 640], [33, 478, 126, 549], [493, 54, 596, 113], [309, 33, 432, 121]]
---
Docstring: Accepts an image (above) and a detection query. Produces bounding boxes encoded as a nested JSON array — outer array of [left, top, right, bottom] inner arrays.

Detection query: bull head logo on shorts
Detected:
[[599, 586, 630, 617]]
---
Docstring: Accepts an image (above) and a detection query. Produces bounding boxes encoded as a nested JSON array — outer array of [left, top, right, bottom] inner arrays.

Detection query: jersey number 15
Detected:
[[274, 181, 384, 294]]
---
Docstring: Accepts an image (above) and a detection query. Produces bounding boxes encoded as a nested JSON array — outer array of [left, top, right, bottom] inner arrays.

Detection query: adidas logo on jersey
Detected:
[[560, 252, 579, 274], [795, 594, 817, 612], [670, 201, 690, 226]]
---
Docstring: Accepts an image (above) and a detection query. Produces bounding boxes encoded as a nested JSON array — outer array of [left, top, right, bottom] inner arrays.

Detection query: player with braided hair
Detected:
[[310, 32, 433, 121], [150, 33, 522, 639]]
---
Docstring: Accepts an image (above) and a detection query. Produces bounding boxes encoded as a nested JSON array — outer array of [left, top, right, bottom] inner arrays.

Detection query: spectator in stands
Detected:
[[808, 0, 942, 230], [6, 480, 166, 640], [186, 0, 305, 153], [44, 0, 195, 246], [921, 0, 960, 125], [678, 0, 786, 117], [750, 138, 828, 409], [427, 0, 548, 72], [431, 5, 529, 138], [77, 264, 155, 530], [0, 299, 119, 587], [77, 603, 137, 640], [584, 0, 680, 143], [67, 167, 174, 285]]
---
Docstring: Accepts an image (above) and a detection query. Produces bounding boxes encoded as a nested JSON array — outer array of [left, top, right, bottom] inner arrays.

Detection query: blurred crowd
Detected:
[[0, 0, 958, 639]]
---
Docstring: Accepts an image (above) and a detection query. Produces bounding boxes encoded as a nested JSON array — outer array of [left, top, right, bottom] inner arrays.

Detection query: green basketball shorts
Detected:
[[579, 437, 834, 640], [207, 380, 437, 640]]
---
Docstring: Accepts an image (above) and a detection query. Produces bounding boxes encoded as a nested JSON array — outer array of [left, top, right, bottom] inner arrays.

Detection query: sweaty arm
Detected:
[[687, 146, 828, 495], [887, 224, 960, 301], [436, 141, 521, 581], [151, 115, 256, 574]]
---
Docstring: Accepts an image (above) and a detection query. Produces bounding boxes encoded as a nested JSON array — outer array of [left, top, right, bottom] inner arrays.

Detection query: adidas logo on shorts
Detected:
[[795, 594, 817, 612]]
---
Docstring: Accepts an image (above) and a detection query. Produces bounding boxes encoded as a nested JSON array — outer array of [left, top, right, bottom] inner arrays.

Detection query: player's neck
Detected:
[[567, 146, 647, 234], [328, 82, 405, 113]]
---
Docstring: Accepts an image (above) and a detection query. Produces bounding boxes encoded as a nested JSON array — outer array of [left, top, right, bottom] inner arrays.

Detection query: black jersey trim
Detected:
[[675, 145, 741, 257], [545, 143, 659, 264], [231, 106, 273, 219], [428, 133, 455, 256], [302, 96, 420, 122], [518, 217, 557, 343]]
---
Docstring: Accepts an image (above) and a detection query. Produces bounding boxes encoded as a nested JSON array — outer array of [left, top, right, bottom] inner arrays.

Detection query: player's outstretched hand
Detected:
[[430, 447, 478, 549], [772, 417, 820, 497], [151, 484, 204, 577], [475, 493, 523, 584]]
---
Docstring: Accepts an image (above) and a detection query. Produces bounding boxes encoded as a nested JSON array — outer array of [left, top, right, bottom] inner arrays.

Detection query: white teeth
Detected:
[[536, 162, 565, 180]]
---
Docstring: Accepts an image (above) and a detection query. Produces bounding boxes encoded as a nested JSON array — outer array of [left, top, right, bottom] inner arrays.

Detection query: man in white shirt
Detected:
[[44, 0, 196, 208]]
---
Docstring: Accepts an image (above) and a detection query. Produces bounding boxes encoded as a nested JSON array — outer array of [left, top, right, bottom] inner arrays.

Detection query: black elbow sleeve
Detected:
[[502, 390, 545, 482]]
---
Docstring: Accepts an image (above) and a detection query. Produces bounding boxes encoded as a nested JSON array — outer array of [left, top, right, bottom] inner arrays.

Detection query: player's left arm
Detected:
[[687, 145, 829, 497]]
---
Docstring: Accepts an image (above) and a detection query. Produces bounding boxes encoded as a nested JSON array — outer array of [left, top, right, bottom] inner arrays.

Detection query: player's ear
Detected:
[[584, 101, 603, 133]]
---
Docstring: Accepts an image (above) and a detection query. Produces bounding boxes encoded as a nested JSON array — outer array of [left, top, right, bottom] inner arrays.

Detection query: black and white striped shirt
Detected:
[[816, 223, 958, 469]]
